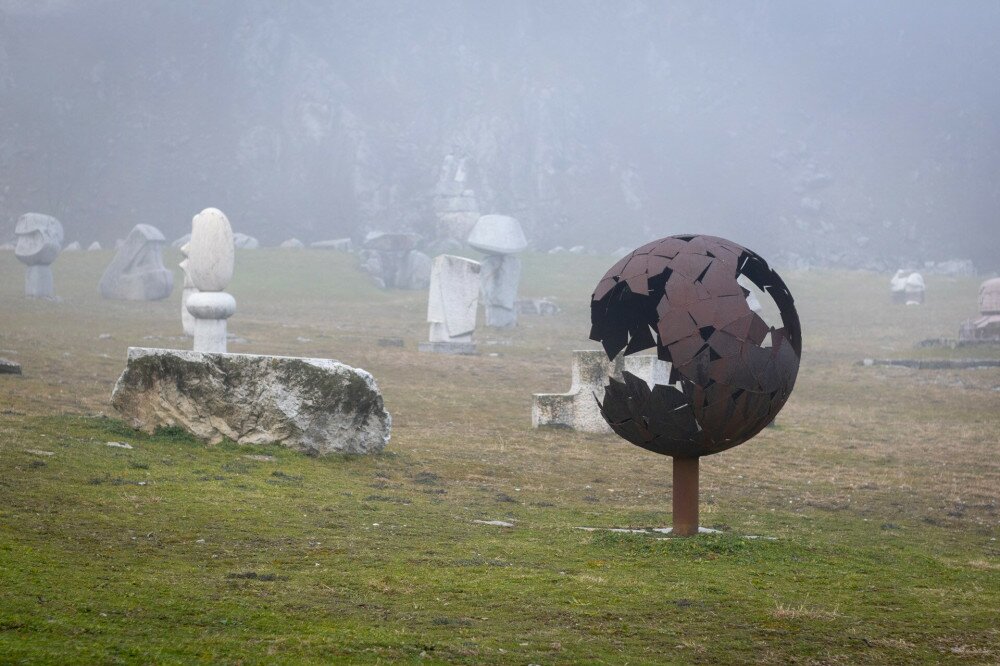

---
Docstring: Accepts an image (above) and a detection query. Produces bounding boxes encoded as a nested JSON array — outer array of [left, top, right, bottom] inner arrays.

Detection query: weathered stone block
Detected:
[[532, 351, 670, 432], [111, 348, 391, 456]]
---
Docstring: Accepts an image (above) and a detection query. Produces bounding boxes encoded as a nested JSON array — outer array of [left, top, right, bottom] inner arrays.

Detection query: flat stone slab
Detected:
[[419, 341, 477, 355], [0, 358, 22, 375], [111, 347, 391, 455], [575, 526, 774, 540], [575, 526, 722, 535], [860, 358, 1000, 369]]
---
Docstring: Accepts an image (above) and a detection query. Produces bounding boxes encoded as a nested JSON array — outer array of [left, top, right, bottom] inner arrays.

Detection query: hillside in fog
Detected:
[[1, 0, 998, 269]]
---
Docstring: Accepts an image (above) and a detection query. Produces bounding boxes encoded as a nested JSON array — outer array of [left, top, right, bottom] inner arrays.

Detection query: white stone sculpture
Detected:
[[467, 215, 527, 328], [359, 232, 430, 289], [14, 213, 64, 299], [64, 241, 81, 252], [419, 254, 481, 354], [890, 270, 925, 305], [99, 224, 174, 301], [280, 238, 305, 249], [87, 241, 102, 251], [183, 208, 236, 352], [532, 351, 671, 432], [233, 232, 259, 249]]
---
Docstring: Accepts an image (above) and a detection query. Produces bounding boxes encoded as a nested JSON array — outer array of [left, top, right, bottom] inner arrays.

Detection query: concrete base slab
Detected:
[[576, 526, 774, 539], [419, 341, 477, 355]]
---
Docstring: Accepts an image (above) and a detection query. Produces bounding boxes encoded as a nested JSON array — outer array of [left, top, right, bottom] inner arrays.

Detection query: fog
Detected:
[[1, 0, 998, 270]]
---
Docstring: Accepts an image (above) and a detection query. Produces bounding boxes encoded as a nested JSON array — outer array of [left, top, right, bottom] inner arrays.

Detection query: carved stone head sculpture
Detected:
[[15, 213, 63, 266], [15, 213, 64, 299], [98, 224, 174, 300]]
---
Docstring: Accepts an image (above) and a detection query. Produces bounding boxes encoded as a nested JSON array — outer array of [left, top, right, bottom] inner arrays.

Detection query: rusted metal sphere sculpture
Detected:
[[590, 234, 801, 535]]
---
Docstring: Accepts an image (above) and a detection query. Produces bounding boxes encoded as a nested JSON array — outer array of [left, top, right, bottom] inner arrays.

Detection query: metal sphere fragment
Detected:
[[590, 234, 801, 458]]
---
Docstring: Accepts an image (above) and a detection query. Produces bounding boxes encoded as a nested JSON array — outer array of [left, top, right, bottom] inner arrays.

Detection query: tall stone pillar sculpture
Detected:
[[419, 254, 481, 355], [14, 213, 64, 299], [183, 208, 235, 353], [467, 215, 527, 328]]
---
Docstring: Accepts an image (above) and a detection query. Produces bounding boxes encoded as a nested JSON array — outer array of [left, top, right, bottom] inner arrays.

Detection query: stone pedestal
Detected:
[[532, 351, 670, 432], [25, 265, 54, 299], [187, 292, 236, 353]]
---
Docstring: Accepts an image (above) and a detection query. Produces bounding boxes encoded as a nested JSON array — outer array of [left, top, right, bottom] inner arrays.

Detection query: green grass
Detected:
[[0, 249, 998, 664]]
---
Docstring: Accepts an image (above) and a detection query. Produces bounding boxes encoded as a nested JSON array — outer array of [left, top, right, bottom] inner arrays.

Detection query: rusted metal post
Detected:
[[672, 456, 699, 536]]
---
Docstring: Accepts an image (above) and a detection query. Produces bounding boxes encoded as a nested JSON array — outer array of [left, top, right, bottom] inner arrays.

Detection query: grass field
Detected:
[[1, 248, 998, 665]]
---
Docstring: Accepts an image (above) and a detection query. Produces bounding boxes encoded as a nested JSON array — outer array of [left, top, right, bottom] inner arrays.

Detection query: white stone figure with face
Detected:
[[183, 208, 236, 352], [14, 213, 64, 299]]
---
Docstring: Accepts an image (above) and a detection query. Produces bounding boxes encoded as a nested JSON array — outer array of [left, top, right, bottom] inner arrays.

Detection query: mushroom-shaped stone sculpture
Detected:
[[467, 215, 527, 328], [15, 213, 64, 299], [590, 234, 801, 535], [183, 208, 236, 352]]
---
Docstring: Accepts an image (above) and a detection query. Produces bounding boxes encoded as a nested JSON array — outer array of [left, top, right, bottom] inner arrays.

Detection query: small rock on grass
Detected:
[[243, 454, 276, 462], [106, 441, 133, 449], [0, 358, 22, 375], [26, 449, 55, 456], [473, 520, 515, 528]]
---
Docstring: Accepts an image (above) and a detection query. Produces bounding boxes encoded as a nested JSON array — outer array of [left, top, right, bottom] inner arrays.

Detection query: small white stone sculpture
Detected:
[[890, 270, 925, 305], [467, 215, 528, 328], [532, 351, 670, 432], [233, 233, 259, 249], [14, 213, 64, 299], [87, 241, 102, 251], [419, 254, 481, 354], [183, 208, 236, 352], [99, 224, 174, 301], [64, 241, 81, 252], [280, 238, 305, 249]]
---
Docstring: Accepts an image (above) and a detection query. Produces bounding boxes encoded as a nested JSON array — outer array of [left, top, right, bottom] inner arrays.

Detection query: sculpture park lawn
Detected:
[[1, 249, 997, 664]]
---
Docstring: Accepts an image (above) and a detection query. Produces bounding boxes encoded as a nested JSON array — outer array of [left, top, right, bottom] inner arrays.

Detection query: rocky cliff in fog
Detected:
[[1, 0, 998, 270]]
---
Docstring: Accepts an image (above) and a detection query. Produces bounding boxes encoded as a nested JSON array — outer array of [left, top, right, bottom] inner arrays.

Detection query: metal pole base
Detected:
[[672, 456, 699, 537]]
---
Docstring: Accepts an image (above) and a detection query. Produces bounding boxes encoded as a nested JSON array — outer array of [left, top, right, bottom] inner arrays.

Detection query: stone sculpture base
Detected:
[[111, 348, 391, 455], [186, 291, 235, 353], [25, 265, 54, 299], [419, 341, 477, 355], [532, 350, 670, 432]]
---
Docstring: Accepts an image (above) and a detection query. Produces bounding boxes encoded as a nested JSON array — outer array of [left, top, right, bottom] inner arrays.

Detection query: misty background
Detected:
[[1, 0, 998, 270]]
